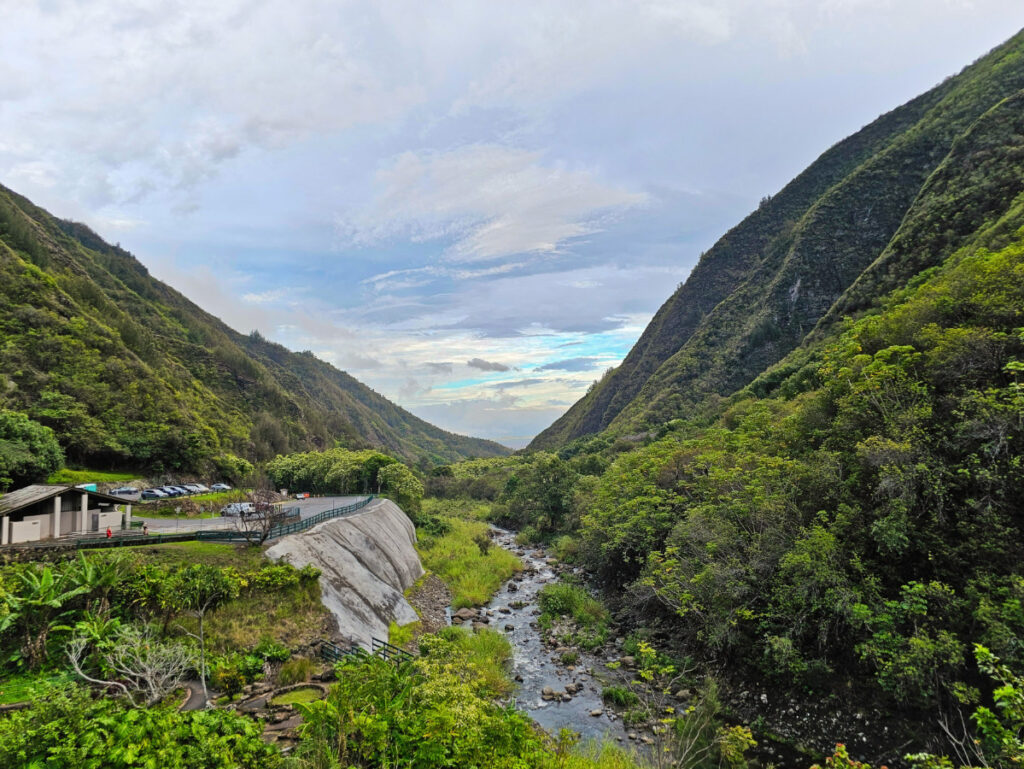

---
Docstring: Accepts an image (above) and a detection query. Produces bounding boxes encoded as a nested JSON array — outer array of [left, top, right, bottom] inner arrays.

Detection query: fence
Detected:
[[319, 637, 414, 665], [69, 495, 375, 551]]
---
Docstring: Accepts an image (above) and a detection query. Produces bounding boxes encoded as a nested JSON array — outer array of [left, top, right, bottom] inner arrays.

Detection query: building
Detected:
[[0, 485, 133, 545]]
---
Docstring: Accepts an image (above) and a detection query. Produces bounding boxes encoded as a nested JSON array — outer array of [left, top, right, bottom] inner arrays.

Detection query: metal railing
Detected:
[[68, 495, 375, 551], [371, 637, 415, 664], [320, 636, 415, 666]]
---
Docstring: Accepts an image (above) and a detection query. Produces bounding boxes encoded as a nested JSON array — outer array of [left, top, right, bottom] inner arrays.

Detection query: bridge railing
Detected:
[[69, 495, 375, 551]]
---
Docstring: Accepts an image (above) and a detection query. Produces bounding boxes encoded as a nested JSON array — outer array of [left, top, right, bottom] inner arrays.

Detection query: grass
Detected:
[[131, 541, 266, 570], [271, 686, 323, 706], [416, 500, 521, 609], [47, 468, 139, 484], [538, 582, 610, 650], [190, 490, 248, 504], [136, 507, 221, 519], [389, 620, 421, 648], [179, 580, 329, 654], [436, 626, 514, 697], [277, 657, 316, 686], [0, 672, 76, 705], [602, 685, 640, 707]]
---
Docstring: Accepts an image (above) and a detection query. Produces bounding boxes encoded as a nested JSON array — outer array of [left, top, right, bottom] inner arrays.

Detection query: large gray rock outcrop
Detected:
[[265, 499, 423, 645]]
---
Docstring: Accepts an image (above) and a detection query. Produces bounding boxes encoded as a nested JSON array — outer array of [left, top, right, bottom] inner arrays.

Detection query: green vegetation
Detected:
[[290, 630, 643, 769], [0, 684, 281, 768], [0, 183, 507, 477], [537, 582, 610, 650], [601, 685, 639, 707], [0, 409, 63, 490], [271, 685, 323, 706], [388, 619, 420, 648], [277, 656, 316, 686], [266, 448, 424, 514], [531, 29, 1024, 449], [46, 467, 138, 484], [416, 499, 521, 608]]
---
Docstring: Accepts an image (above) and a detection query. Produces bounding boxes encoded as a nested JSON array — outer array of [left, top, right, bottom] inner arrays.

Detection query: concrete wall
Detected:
[[91, 511, 122, 532], [266, 498, 424, 646], [10, 517, 44, 544]]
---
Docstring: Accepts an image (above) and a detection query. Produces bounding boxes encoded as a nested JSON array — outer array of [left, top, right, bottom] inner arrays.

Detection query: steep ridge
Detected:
[[0, 185, 508, 472], [530, 30, 1024, 448]]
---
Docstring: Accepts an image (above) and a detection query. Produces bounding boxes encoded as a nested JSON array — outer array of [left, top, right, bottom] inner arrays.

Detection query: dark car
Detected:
[[110, 487, 137, 495], [159, 486, 183, 497], [141, 488, 167, 500]]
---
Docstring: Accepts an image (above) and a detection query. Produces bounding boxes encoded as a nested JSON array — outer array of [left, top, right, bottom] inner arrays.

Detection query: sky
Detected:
[[2, 2, 1023, 448]]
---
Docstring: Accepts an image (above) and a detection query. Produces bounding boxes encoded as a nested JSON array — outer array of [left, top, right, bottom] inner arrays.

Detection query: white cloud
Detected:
[[339, 145, 646, 263]]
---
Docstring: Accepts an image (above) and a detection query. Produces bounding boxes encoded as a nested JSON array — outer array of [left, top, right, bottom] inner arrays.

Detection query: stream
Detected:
[[466, 528, 638, 746]]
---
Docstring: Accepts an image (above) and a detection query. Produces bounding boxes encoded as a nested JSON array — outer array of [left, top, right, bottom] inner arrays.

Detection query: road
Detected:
[[136, 495, 369, 533]]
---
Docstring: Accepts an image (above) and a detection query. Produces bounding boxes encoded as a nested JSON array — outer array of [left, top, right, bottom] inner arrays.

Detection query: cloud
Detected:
[[338, 145, 646, 264], [536, 357, 603, 372], [490, 378, 545, 390], [426, 362, 454, 374], [467, 357, 511, 372]]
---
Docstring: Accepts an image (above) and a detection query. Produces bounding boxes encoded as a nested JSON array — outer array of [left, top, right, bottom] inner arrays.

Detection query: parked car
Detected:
[[211, 483, 232, 492], [182, 484, 204, 493], [159, 486, 183, 497], [110, 487, 137, 496], [141, 488, 167, 500], [220, 502, 256, 517], [294, 492, 309, 499]]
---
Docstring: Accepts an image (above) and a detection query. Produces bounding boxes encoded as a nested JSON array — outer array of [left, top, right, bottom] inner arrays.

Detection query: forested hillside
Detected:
[[0, 184, 508, 478], [531, 29, 1024, 449], [485, 29, 1024, 759]]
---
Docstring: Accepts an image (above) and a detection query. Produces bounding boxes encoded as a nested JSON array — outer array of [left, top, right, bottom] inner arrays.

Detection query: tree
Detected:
[[377, 462, 424, 514], [0, 565, 88, 668], [171, 565, 239, 706], [0, 409, 63, 490], [66, 622, 196, 706]]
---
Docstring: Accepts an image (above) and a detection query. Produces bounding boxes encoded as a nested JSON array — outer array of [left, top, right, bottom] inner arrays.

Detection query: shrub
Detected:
[[602, 686, 639, 707], [278, 656, 315, 686]]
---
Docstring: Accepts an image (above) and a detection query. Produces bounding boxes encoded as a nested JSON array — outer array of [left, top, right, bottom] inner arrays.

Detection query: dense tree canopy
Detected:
[[0, 409, 63, 490]]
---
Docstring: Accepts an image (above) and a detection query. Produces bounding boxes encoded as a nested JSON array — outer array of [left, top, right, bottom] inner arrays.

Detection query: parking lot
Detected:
[[136, 495, 369, 533]]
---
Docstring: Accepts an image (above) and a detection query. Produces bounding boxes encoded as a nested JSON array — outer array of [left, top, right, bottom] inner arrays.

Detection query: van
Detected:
[[220, 502, 256, 517]]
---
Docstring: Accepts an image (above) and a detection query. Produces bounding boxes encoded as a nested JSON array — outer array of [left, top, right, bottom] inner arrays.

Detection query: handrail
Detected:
[[320, 636, 414, 666], [69, 495, 375, 550]]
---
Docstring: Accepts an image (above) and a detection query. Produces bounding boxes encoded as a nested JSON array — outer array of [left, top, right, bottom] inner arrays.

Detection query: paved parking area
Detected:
[[136, 495, 369, 533]]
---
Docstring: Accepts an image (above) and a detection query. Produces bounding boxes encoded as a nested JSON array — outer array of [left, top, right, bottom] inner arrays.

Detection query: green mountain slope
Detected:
[[0, 185, 508, 473], [530, 30, 1024, 449]]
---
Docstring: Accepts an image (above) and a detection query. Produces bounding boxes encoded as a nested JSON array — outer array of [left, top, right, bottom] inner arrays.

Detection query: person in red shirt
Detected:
[[105, 526, 112, 538]]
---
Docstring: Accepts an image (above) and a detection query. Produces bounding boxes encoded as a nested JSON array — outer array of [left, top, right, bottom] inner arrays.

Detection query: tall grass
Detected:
[[47, 468, 139, 484], [436, 626, 514, 696], [418, 514, 520, 608]]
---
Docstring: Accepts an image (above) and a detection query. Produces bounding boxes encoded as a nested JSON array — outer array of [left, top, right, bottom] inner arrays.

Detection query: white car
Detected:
[[220, 502, 256, 517]]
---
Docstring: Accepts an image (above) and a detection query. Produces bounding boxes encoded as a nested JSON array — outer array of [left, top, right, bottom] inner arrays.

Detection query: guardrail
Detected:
[[69, 496, 375, 551], [319, 636, 415, 666]]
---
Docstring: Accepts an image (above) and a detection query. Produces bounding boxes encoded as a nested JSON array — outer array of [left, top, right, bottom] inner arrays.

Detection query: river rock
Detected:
[[561, 692, 572, 702], [454, 607, 477, 621], [504, 624, 514, 631], [507, 582, 518, 592], [621, 655, 636, 667], [590, 709, 603, 717], [472, 621, 488, 629], [498, 606, 511, 614]]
